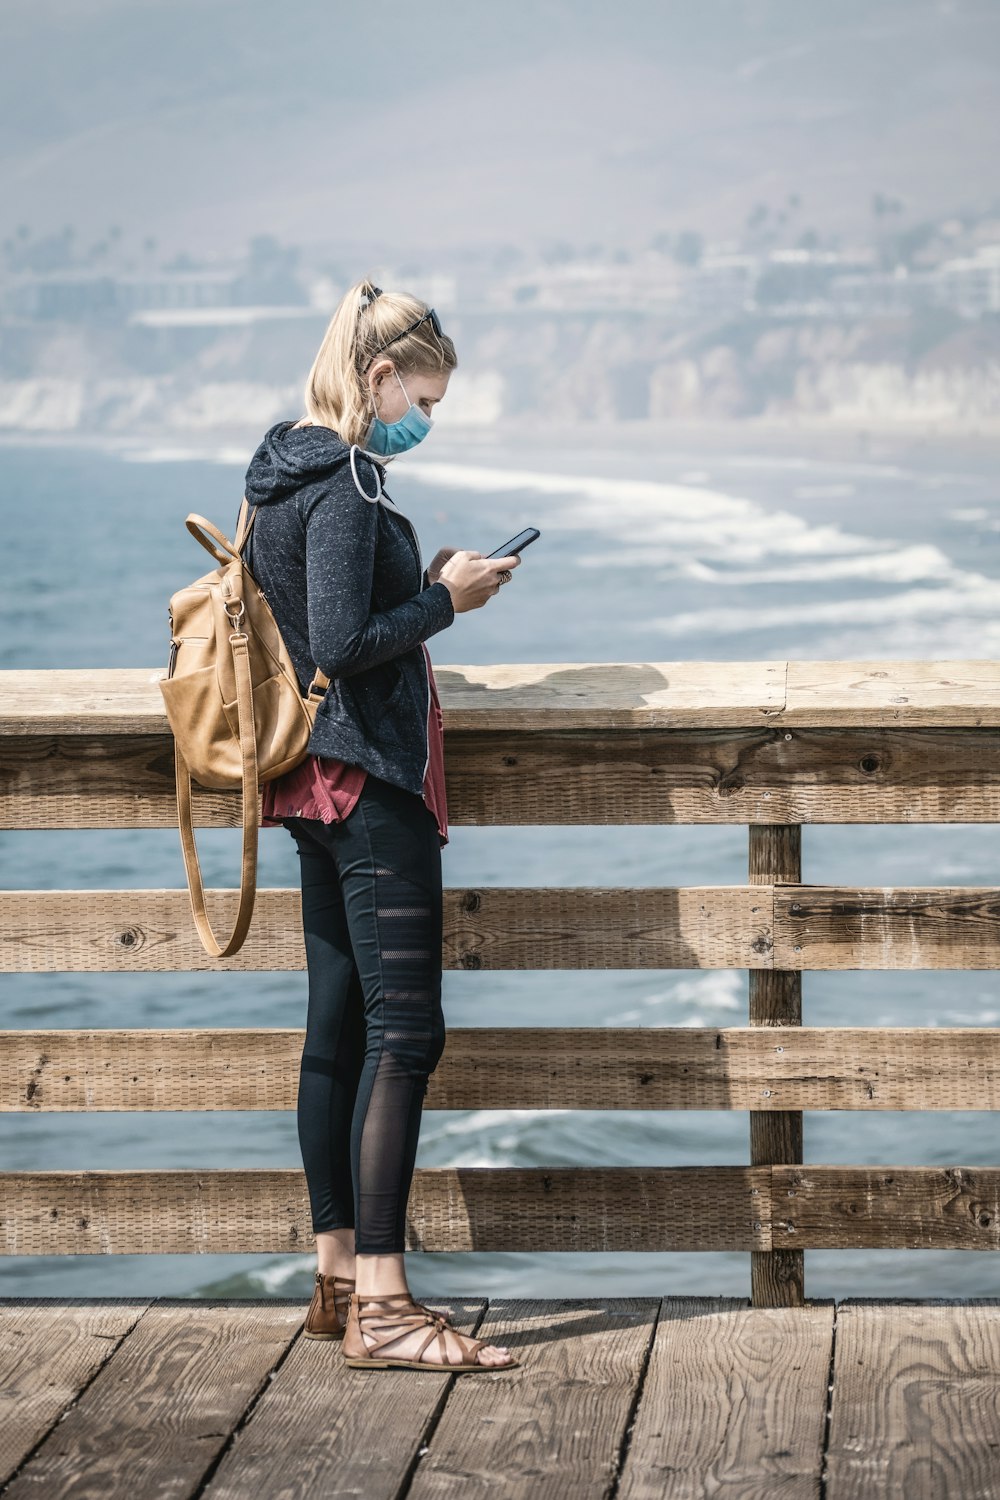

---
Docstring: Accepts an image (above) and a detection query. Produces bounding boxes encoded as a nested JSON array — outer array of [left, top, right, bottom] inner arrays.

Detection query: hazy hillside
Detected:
[[3, 302, 998, 436], [1, 0, 997, 257]]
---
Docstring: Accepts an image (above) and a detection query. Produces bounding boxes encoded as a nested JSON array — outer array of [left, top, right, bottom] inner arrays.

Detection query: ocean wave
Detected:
[[646, 579, 1000, 637]]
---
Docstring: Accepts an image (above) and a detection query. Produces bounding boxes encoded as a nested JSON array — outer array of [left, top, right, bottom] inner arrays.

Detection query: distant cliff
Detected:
[[0, 310, 997, 436]]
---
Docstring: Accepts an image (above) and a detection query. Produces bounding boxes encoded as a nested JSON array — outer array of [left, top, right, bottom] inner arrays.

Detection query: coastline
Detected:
[[2, 416, 999, 470]]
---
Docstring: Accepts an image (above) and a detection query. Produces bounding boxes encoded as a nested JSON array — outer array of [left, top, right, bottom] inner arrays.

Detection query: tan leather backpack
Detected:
[[159, 497, 329, 958]]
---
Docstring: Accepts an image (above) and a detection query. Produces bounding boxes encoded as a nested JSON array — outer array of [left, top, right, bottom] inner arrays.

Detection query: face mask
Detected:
[[363, 370, 433, 456]]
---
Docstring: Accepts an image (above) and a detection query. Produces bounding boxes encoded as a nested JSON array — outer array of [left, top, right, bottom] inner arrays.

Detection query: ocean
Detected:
[[2, 420, 998, 1303]]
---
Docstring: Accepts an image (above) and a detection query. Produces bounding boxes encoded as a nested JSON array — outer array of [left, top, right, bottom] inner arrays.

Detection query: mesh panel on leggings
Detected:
[[351, 860, 446, 1252], [353, 1046, 427, 1252], [373, 863, 444, 1077]]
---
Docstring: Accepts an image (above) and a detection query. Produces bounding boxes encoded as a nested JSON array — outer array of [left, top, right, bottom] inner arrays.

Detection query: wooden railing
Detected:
[[2, 659, 999, 1307]]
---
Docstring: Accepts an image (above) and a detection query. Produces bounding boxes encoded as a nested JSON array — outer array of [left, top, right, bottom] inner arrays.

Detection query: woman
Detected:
[[242, 278, 521, 1372]]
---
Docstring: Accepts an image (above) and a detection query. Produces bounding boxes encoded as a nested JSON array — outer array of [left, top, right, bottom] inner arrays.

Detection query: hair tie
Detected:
[[359, 285, 383, 311]]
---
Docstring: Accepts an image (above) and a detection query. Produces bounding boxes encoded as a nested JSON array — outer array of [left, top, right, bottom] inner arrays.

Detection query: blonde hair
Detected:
[[302, 276, 458, 448]]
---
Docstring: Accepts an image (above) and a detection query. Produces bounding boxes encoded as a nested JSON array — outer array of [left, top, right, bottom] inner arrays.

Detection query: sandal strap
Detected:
[[357, 1305, 442, 1361], [354, 1294, 490, 1366], [315, 1272, 355, 1312]]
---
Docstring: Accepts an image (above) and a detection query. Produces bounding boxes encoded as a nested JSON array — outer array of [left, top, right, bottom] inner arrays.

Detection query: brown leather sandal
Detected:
[[342, 1291, 520, 1372], [302, 1271, 356, 1340]]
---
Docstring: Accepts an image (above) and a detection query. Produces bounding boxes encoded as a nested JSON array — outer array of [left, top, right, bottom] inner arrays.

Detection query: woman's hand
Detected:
[[436, 549, 522, 613], [427, 547, 458, 584]]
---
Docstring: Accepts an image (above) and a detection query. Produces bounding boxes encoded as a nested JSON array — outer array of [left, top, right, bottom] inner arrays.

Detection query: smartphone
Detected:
[[486, 527, 540, 559]]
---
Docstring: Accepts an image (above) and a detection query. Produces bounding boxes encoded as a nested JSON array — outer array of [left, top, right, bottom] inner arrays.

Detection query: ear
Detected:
[[368, 357, 394, 387]]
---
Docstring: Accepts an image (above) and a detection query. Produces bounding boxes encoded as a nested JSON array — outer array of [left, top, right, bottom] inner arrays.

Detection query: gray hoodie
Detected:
[[241, 420, 455, 796]]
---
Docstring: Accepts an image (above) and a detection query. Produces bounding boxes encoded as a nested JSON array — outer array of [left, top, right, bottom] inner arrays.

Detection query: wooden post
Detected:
[[748, 823, 804, 1307]]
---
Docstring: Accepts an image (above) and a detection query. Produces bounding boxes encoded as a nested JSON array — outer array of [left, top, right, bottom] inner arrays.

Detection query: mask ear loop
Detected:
[[350, 443, 383, 502]]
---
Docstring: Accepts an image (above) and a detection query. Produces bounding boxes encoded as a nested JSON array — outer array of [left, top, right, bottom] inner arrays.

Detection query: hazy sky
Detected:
[[2, 0, 997, 259]]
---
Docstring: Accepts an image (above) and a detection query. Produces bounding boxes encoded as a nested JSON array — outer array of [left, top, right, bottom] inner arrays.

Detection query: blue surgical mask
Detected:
[[363, 370, 433, 456]]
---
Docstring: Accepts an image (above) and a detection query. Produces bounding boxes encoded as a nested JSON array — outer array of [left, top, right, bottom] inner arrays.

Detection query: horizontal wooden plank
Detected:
[[773, 1166, 1000, 1249], [4, 725, 1000, 828], [5, 661, 999, 733], [3, 1166, 998, 1255], [4, 1027, 1000, 1113], [0, 662, 787, 734], [782, 659, 1000, 727], [0, 886, 770, 972], [4, 884, 999, 973], [0, 1167, 771, 1255], [774, 886, 1000, 969]]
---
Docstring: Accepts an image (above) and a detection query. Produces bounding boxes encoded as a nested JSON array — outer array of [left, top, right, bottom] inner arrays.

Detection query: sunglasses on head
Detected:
[[369, 307, 443, 359]]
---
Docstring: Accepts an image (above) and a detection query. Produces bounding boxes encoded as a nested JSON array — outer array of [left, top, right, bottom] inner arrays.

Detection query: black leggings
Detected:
[[284, 773, 446, 1255]]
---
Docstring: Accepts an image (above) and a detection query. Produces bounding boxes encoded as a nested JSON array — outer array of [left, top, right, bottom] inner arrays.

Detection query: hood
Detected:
[[244, 420, 387, 506]]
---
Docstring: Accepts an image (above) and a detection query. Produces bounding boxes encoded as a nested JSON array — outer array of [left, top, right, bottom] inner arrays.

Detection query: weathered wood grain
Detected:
[[0, 886, 770, 972], [4, 1026, 999, 1113], [0, 1300, 303, 1500], [0, 1299, 150, 1486], [826, 1299, 1000, 1499], [404, 1298, 659, 1500], [749, 822, 805, 1309], [618, 1297, 834, 1500], [774, 886, 1000, 969], [201, 1299, 490, 1500], [6, 1165, 997, 1256], [782, 660, 1000, 726], [773, 1166, 1000, 1249], [4, 660, 998, 732], [0, 1167, 771, 1255], [0, 662, 787, 734], [5, 883, 998, 972], [4, 725, 1000, 827]]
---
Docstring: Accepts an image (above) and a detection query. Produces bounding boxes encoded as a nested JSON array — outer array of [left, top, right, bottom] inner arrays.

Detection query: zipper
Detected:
[[387, 499, 424, 580], [420, 642, 431, 786], [379, 484, 425, 577], [381, 488, 431, 785]]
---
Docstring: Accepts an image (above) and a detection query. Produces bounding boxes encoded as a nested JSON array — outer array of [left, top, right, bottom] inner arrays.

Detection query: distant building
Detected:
[[683, 254, 759, 317], [4, 270, 118, 320], [931, 246, 1000, 317], [3, 267, 244, 322], [114, 269, 243, 313], [488, 257, 682, 313], [827, 266, 937, 317]]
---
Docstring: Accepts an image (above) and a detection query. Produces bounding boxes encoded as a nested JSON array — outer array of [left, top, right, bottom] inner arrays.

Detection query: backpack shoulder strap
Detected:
[[235, 495, 258, 558]]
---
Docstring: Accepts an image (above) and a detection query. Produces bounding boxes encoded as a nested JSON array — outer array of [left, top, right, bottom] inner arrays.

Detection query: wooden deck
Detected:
[[2, 1295, 999, 1498]]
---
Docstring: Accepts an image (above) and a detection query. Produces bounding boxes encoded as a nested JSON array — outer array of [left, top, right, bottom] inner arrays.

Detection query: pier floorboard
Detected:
[[1, 1296, 997, 1499]]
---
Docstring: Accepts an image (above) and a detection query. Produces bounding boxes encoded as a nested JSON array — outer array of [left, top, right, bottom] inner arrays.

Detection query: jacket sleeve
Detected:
[[302, 465, 455, 679]]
